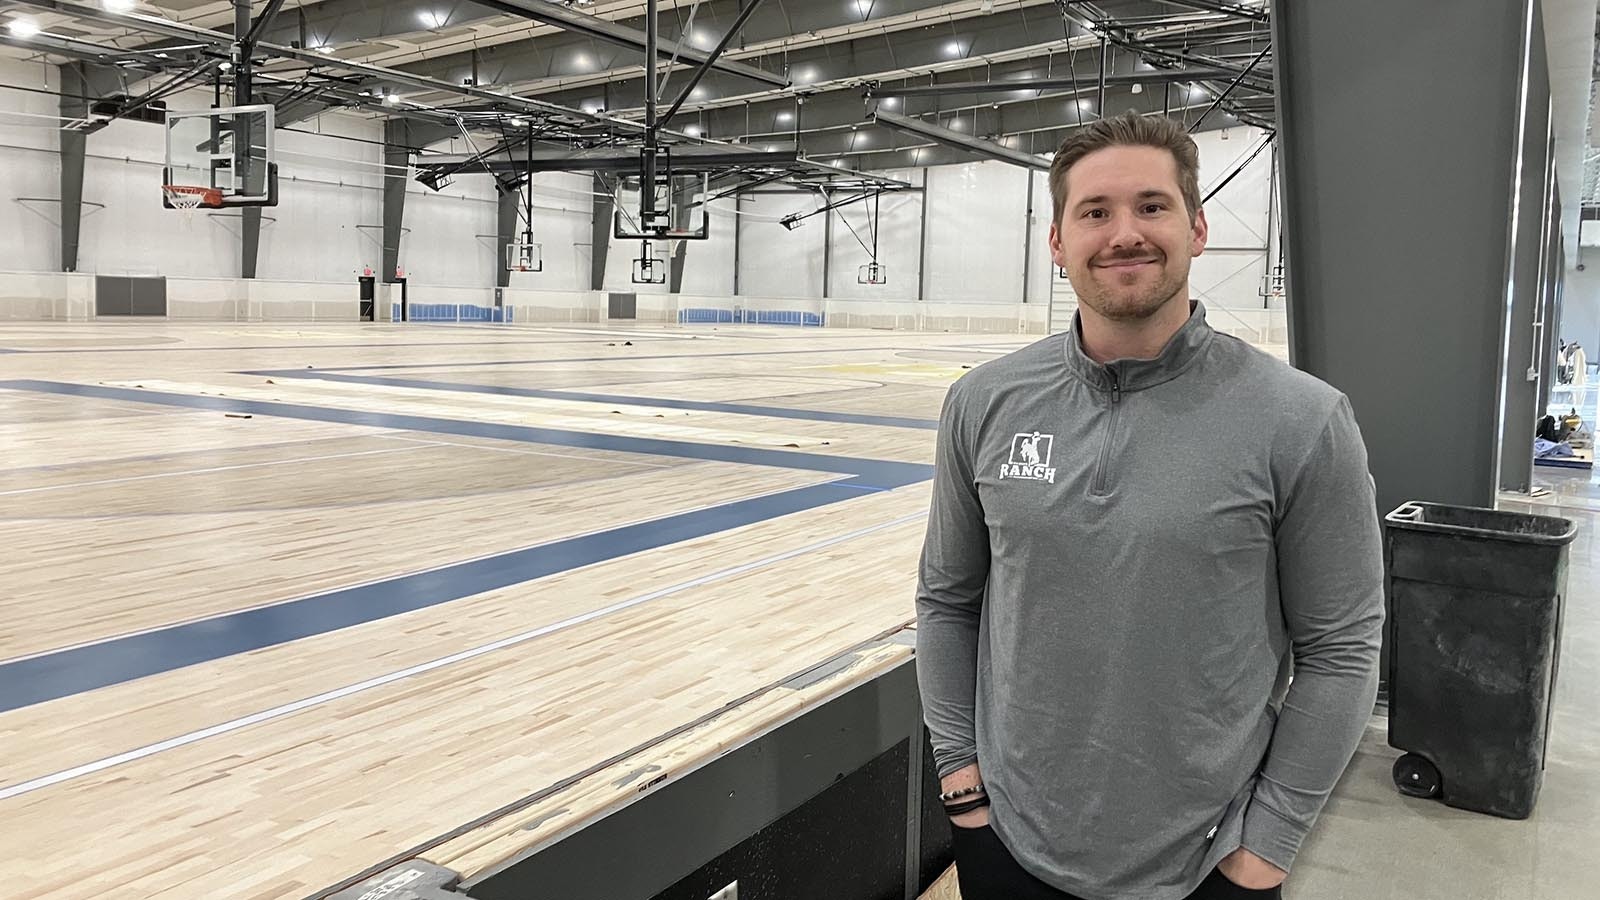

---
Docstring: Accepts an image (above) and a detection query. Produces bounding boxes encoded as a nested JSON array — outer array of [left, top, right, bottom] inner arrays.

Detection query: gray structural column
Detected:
[[1496, 26, 1552, 496], [382, 120, 410, 284], [1273, 0, 1551, 511], [236, 0, 261, 279], [59, 63, 88, 273], [497, 185, 521, 289], [590, 174, 614, 290], [1540, 178, 1563, 415]]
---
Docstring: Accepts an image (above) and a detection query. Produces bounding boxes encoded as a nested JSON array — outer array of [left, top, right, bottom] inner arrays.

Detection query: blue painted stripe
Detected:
[[317, 345, 898, 373], [0, 381, 930, 489], [256, 370, 940, 431], [5, 339, 616, 355], [0, 480, 886, 714]]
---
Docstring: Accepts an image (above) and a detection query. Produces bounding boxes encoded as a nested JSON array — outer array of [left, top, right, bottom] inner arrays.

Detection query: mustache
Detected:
[[1095, 250, 1164, 265]]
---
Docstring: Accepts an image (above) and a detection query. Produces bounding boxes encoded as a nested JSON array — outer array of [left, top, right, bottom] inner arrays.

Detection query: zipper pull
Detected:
[[1109, 370, 1121, 404]]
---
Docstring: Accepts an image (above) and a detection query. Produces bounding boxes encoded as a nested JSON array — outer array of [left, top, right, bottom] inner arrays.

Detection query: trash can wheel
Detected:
[[1393, 753, 1442, 799]]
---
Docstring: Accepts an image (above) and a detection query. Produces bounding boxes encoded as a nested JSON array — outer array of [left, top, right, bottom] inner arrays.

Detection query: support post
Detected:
[[497, 185, 521, 289], [591, 174, 614, 290], [382, 120, 410, 284], [59, 62, 88, 273], [236, 0, 261, 279]]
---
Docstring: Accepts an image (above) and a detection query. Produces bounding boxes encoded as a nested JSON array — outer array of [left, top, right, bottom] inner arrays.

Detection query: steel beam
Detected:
[[865, 67, 1239, 98], [418, 145, 801, 175], [660, 0, 771, 126], [472, 0, 788, 87], [12, 0, 694, 139], [872, 109, 1051, 171]]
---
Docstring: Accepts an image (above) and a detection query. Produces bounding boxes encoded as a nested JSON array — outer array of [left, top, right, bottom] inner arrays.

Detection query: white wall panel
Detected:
[[508, 171, 594, 292], [682, 196, 737, 296], [828, 168, 923, 302], [737, 191, 825, 299], [404, 137, 498, 287], [257, 112, 384, 284], [0, 58, 61, 274], [925, 161, 1030, 304], [1193, 126, 1273, 312]]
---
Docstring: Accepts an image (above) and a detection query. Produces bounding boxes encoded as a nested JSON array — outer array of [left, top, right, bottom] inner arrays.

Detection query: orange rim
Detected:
[[162, 185, 224, 208]]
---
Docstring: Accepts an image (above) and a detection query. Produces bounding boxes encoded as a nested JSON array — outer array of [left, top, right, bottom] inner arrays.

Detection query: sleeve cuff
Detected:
[[1239, 797, 1310, 874], [935, 750, 979, 780]]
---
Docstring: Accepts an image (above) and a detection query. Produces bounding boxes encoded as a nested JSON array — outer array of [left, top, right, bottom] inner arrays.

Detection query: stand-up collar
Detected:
[[1062, 300, 1215, 393]]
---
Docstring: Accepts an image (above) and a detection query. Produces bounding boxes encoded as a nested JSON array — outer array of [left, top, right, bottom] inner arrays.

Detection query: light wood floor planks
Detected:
[[0, 321, 1025, 899]]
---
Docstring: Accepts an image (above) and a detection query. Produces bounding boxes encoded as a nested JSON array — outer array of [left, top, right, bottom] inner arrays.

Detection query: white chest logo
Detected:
[[1001, 432, 1057, 484]]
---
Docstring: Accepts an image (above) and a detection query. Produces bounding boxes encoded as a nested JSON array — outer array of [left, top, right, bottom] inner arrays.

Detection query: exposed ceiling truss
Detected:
[[0, 0, 1274, 195]]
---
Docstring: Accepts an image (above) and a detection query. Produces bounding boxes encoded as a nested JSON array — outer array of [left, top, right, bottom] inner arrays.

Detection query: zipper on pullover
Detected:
[[1090, 369, 1121, 497]]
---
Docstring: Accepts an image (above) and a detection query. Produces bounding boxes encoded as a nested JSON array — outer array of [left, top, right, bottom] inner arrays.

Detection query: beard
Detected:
[[1068, 249, 1189, 322]]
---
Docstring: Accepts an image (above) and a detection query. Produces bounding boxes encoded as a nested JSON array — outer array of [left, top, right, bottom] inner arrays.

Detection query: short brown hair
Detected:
[[1048, 111, 1202, 225]]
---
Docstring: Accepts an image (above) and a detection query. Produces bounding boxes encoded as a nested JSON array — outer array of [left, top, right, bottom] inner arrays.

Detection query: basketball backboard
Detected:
[[632, 243, 668, 285], [507, 242, 543, 273], [613, 171, 710, 241], [163, 104, 278, 208], [858, 262, 888, 285]]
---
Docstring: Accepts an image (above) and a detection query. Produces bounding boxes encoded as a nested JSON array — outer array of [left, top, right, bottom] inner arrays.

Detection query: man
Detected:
[[915, 111, 1385, 900]]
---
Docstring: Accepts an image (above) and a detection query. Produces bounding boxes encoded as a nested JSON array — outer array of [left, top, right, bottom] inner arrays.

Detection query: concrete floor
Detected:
[[1289, 468, 1599, 899]]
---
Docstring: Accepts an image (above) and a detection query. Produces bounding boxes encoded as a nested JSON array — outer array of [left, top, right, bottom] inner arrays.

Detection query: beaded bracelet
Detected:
[[938, 783, 986, 803]]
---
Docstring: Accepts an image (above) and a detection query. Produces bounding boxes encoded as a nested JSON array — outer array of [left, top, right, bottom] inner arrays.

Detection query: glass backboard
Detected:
[[164, 104, 277, 207]]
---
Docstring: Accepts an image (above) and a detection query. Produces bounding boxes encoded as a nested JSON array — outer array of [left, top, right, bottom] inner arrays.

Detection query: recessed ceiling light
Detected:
[[685, 124, 703, 137], [418, 10, 446, 29], [6, 18, 41, 38], [777, 111, 794, 123], [104, 0, 137, 11], [946, 41, 964, 57]]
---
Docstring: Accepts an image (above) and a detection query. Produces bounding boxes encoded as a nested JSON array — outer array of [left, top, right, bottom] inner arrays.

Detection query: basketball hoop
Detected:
[[163, 184, 222, 227]]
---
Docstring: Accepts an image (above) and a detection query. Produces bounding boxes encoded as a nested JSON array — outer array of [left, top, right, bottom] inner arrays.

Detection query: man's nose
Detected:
[[1107, 212, 1147, 250]]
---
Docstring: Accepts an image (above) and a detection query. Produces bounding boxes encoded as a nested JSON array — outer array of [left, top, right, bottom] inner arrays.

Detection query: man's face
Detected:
[[1050, 145, 1208, 322]]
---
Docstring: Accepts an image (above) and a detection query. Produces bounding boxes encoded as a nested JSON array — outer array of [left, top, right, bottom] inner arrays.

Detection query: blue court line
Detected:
[[249, 369, 941, 431], [0, 381, 929, 488], [0, 339, 625, 355], [0, 380, 932, 712], [0, 480, 889, 714], [323, 345, 901, 373]]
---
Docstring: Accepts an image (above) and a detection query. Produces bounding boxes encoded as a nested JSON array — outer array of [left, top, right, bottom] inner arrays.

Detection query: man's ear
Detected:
[[1049, 220, 1067, 270], [1190, 207, 1209, 258]]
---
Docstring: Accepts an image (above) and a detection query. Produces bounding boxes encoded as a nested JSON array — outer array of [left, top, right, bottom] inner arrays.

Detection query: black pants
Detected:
[[951, 824, 1284, 900]]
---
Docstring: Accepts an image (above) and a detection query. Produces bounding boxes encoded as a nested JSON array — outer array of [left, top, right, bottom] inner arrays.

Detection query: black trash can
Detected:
[[1384, 501, 1577, 819]]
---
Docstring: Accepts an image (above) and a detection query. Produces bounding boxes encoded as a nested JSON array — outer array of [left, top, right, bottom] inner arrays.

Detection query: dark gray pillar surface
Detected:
[[591, 174, 614, 291], [59, 63, 88, 274], [497, 187, 520, 289], [1496, 24, 1551, 495], [1274, 0, 1539, 512], [382, 121, 410, 284]]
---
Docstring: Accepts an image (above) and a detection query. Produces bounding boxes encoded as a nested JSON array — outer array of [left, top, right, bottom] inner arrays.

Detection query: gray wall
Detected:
[[1274, 0, 1546, 511]]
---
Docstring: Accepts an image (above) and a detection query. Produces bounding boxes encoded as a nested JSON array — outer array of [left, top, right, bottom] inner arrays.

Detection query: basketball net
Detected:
[[163, 185, 221, 229]]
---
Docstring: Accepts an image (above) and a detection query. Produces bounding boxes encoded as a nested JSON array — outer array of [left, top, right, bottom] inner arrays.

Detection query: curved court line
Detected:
[[0, 511, 928, 803]]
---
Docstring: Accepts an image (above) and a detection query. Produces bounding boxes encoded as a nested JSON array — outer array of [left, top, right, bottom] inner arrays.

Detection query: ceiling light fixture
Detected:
[[6, 18, 41, 38]]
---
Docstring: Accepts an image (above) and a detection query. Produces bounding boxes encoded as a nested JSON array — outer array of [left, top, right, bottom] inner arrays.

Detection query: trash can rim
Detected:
[[1385, 501, 1577, 546]]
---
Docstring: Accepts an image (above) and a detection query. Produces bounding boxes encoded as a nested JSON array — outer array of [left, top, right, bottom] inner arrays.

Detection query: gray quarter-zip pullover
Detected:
[[916, 302, 1385, 900]]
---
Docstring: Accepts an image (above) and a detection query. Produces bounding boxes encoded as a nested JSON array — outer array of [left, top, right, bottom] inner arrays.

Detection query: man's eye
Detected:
[[1084, 209, 1107, 219], [1143, 204, 1165, 214]]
